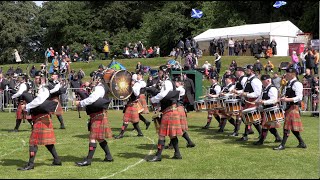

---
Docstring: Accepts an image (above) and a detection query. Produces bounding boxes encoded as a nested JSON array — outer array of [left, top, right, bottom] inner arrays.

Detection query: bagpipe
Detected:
[[21, 92, 58, 115], [75, 89, 111, 117]]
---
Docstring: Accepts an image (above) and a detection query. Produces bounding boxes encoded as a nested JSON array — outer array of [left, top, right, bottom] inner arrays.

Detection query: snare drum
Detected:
[[263, 106, 285, 124], [205, 98, 219, 110], [217, 94, 232, 109], [194, 100, 207, 112], [224, 99, 242, 115], [242, 107, 261, 125]]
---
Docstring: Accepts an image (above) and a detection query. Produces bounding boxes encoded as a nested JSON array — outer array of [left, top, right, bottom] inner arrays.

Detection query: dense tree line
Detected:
[[0, 1, 318, 64]]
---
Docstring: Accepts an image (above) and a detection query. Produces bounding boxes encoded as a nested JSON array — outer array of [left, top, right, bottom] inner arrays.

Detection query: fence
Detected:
[[0, 87, 319, 114]]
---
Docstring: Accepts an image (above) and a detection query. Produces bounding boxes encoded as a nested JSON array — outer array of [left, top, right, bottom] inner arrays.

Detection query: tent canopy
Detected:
[[194, 20, 303, 42]]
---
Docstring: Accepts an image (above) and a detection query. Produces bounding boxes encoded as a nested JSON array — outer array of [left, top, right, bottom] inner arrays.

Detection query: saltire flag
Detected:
[[191, 9, 203, 19], [273, 1, 287, 8]]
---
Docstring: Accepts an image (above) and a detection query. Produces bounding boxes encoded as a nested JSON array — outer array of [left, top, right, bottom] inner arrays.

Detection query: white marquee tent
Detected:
[[194, 20, 304, 56]]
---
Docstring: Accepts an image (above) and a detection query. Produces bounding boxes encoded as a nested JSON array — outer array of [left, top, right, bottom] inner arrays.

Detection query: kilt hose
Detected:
[[261, 113, 281, 129], [16, 101, 32, 120], [29, 114, 56, 145], [89, 111, 113, 140], [123, 102, 140, 124], [50, 97, 63, 116], [139, 94, 149, 114], [284, 105, 303, 134], [159, 105, 183, 137], [177, 105, 188, 131]]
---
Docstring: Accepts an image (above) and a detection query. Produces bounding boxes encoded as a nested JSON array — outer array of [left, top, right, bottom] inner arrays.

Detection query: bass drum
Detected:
[[103, 69, 132, 100]]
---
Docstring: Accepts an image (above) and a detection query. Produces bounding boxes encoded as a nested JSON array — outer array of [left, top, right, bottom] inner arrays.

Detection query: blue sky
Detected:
[[33, 1, 43, 7]]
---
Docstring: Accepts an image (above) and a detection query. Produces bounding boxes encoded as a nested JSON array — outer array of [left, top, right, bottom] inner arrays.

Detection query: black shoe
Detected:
[[253, 140, 264, 145], [60, 124, 65, 129], [17, 163, 34, 171], [248, 131, 254, 135], [297, 143, 307, 148], [202, 125, 209, 129], [229, 132, 239, 137], [8, 129, 19, 133], [273, 144, 285, 150], [217, 129, 224, 133], [274, 138, 282, 143], [147, 156, 162, 162], [165, 145, 173, 149], [103, 158, 114, 162], [114, 134, 124, 139], [75, 160, 91, 166], [236, 136, 248, 141], [52, 159, 62, 166], [146, 121, 151, 130], [137, 133, 144, 137], [172, 154, 182, 159], [186, 143, 195, 148]]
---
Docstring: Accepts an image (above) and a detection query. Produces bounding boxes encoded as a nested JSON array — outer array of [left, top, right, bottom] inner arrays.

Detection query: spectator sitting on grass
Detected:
[[264, 60, 274, 74], [169, 48, 176, 57], [123, 47, 130, 58], [146, 47, 154, 58]]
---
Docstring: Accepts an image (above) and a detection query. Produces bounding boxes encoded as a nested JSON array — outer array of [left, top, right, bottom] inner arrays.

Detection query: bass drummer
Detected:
[[202, 76, 221, 129], [114, 74, 144, 139], [254, 74, 282, 145]]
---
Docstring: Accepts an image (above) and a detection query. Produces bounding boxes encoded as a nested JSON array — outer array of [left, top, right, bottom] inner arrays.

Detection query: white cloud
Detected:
[[33, 1, 43, 7]]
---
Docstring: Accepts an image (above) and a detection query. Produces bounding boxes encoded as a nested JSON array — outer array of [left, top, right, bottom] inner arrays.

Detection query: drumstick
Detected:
[[244, 100, 256, 105]]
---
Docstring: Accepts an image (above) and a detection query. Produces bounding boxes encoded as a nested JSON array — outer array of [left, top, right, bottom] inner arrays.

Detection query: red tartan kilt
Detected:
[[159, 106, 183, 137], [123, 102, 140, 123], [50, 97, 63, 115], [139, 94, 149, 114], [89, 111, 113, 140], [284, 105, 303, 132], [261, 113, 281, 129], [16, 101, 32, 120], [29, 114, 56, 145], [177, 106, 188, 131]]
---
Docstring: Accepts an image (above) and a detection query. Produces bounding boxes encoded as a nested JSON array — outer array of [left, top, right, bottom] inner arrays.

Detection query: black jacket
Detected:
[[183, 77, 195, 105]]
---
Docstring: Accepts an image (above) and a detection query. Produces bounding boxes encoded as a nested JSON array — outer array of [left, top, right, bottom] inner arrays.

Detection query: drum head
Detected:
[[109, 70, 132, 100], [263, 106, 279, 112], [225, 99, 240, 103]]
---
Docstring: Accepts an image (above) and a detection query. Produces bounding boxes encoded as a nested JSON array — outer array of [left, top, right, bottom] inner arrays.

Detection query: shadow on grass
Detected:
[[0, 158, 47, 167], [117, 152, 153, 159], [134, 143, 155, 150], [59, 155, 101, 162], [0, 129, 31, 132]]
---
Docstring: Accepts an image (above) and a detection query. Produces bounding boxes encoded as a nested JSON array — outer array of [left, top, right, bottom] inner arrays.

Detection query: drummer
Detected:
[[217, 74, 236, 133], [202, 76, 222, 129], [114, 74, 144, 139], [230, 67, 249, 136], [254, 74, 282, 145], [237, 65, 262, 142], [274, 67, 306, 150]]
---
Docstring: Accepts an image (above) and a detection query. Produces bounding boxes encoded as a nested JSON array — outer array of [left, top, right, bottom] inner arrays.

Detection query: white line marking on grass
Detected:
[[0, 134, 27, 158], [99, 133, 155, 179]]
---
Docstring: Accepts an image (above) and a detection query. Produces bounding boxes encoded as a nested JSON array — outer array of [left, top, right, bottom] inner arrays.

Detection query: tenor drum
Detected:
[[102, 69, 132, 100], [205, 98, 219, 110], [194, 100, 207, 112], [242, 107, 261, 125], [224, 99, 241, 115], [263, 106, 285, 124]]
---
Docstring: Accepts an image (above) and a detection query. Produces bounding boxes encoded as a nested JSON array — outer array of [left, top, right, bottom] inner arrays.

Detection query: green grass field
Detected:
[[0, 110, 318, 179]]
